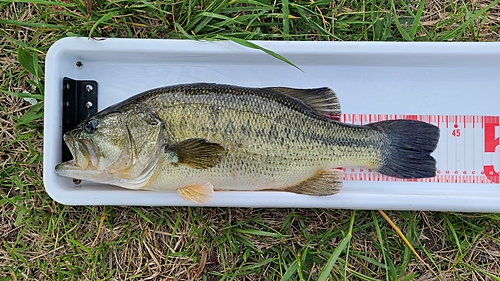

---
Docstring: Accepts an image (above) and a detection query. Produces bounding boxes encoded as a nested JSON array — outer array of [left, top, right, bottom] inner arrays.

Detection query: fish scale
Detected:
[[146, 88, 351, 191], [340, 114, 500, 184]]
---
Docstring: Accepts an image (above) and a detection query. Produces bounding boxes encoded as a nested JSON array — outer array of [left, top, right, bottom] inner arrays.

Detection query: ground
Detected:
[[1, 0, 500, 280]]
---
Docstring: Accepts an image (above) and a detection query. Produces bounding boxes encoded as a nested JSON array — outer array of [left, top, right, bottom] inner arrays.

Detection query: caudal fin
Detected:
[[367, 120, 440, 178]]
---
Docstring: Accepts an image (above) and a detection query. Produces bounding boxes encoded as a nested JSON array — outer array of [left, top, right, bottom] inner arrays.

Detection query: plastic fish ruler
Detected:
[[340, 114, 500, 184]]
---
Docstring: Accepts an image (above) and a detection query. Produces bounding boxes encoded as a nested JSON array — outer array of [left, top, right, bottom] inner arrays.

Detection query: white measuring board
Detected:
[[340, 114, 500, 184], [43, 38, 500, 211]]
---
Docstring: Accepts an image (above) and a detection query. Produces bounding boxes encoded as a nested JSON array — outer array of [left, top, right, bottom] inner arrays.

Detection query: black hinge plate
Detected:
[[62, 77, 98, 162]]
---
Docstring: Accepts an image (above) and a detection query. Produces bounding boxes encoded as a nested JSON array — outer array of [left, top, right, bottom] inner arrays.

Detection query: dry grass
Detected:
[[1, 0, 500, 280]]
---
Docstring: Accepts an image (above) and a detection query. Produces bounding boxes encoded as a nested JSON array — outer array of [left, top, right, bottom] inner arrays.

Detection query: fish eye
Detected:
[[84, 119, 98, 134]]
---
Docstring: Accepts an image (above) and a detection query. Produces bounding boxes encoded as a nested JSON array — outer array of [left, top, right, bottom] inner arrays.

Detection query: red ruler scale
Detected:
[[339, 114, 500, 184]]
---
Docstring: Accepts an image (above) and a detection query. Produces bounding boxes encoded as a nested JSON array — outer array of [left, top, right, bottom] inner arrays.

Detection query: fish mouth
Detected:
[[55, 126, 164, 188], [55, 133, 99, 177]]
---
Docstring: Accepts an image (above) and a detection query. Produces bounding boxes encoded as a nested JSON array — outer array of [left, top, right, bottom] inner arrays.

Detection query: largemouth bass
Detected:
[[55, 83, 439, 203]]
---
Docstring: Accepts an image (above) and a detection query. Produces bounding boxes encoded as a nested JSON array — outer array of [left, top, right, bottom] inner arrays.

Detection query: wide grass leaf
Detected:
[[17, 47, 43, 78]]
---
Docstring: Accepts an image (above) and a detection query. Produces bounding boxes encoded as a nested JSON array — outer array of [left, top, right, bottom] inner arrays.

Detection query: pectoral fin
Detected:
[[284, 169, 343, 196], [165, 138, 226, 169], [177, 182, 214, 204]]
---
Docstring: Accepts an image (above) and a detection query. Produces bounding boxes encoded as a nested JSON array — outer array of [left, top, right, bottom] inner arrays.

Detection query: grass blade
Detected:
[[91, 206, 106, 247], [440, 0, 500, 41], [0, 0, 73, 5], [443, 214, 463, 255], [461, 264, 500, 281], [1, 89, 44, 101], [220, 36, 303, 71], [88, 10, 119, 38], [282, 0, 290, 39], [2, 1, 500, 280], [378, 210, 436, 276], [347, 269, 382, 281], [234, 228, 287, 239], [317, 210, 355, 281], [130, 207, 153, 224], [0, 19, 64, 28], [194, 12, 237, 33], [389, 0, 412, 41], [280, 260, 298, 281], [172, 22, 195, 39], [371, 210, 389, 280], [409, 0, 426, 39], [17, 47, 43, 78]]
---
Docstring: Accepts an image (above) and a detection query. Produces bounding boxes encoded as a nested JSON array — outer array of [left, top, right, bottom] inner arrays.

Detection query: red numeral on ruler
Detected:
[[483, 116, 500, 183]]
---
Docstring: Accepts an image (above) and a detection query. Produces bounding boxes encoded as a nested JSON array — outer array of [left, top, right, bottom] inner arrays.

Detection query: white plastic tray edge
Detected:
[[43, 37, 500, 211]]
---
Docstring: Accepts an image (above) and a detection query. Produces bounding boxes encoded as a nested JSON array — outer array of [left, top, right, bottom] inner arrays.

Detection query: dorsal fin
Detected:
[[265, 87, 341, 116]]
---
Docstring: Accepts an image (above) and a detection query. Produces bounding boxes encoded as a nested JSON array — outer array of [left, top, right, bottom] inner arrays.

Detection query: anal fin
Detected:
[[284, 169, 343, 196], [177, 182, 214, 204]]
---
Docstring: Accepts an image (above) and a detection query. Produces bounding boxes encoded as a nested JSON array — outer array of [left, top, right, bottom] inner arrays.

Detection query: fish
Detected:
[[55, 83, 440, 204]]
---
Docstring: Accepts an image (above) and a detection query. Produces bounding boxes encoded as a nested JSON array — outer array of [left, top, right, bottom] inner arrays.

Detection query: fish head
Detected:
[[55, 105, 166, 188]]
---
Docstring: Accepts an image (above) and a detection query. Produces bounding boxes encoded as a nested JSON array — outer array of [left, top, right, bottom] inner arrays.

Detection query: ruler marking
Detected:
[[341, 173, 499, 184], [339, 114, 500, 184]]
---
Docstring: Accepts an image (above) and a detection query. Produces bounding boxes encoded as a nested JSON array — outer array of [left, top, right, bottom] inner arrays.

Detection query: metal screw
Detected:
[[85, 84, 93, 93], [85, 101, 93, 109]]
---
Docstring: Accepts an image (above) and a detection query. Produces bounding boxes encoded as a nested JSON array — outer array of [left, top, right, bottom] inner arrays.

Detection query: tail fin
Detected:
[[367, 120, 440, 178]]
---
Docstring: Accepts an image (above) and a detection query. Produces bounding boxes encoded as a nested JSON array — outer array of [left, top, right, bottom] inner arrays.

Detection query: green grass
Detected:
[[1, 0, 500, 280]]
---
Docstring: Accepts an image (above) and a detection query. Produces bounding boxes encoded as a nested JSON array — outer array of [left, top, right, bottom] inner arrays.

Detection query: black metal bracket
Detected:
[[62, 77, 98, 162]]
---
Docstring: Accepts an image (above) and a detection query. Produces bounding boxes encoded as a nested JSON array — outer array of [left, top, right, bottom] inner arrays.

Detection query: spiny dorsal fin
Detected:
[[283, 169, 343, 196], [266, 87, 341, 116], [165, 138, 226, 169]]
